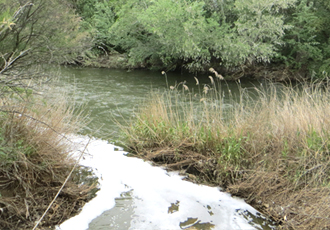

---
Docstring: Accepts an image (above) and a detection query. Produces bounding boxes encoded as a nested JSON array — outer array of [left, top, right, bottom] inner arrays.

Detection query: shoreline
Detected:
[[72, 53, 309, 82], [120, 81, 330, 229]]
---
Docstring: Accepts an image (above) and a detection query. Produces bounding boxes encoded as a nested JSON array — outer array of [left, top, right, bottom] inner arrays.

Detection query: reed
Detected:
[[121, 74, 330, 229]]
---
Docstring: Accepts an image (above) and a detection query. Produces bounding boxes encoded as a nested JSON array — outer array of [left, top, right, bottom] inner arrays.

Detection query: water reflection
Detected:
[[179, 217, 215, 229], [88, 190, 134, 230], [168, 200, 180, 214]]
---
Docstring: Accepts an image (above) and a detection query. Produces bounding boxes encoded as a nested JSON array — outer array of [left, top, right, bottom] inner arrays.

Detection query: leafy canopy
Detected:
[[74, 0, 330, 78]]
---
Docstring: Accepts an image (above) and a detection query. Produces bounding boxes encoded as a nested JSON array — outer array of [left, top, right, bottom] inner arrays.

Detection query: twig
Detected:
[[32, 138, 91, 230], [0, 49, 31, 75]]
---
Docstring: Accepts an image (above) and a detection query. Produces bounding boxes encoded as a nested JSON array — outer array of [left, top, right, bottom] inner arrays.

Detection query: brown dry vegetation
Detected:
[[0, 94, 96, 230], [120, 72, 330, 229]]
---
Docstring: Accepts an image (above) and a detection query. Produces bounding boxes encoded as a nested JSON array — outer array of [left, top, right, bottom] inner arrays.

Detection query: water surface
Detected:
[[58, 136, 274, 230], [53, 67, 274, 230], [54, 67, 257, 140]]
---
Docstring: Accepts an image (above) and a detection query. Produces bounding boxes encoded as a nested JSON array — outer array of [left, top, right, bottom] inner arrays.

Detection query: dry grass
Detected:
[[121, 75, 330, 229], [0, 93, 94, 229]]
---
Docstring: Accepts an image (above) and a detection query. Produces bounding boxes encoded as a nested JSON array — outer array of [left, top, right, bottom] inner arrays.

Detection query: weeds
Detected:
[[0, 90, 94, 229], [121, 71, 330, 229]]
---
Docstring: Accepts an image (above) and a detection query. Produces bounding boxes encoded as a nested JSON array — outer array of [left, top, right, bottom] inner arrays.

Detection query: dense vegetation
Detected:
[[2, 0, 330, 79], [120, 73, 330, 229], [1, 0, 330, 229], [0, 1, 94, 229], [70, 0, 330, 79]]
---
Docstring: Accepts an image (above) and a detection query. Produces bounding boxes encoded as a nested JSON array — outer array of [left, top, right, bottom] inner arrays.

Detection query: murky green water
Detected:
[[55, 66, 258, 141]]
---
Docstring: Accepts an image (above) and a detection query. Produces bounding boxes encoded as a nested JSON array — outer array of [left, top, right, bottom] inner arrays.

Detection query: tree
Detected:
[[280, 0, 330, 76], [0, 0, 91, 98], [72, 0, 330, 78], [103, 0, 295, 71], [213, 0, 296, 66], [0, 0, 88, 74]]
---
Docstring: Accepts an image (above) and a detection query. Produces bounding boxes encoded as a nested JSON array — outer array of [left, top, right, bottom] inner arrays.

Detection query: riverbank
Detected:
[[0, 92, 97, 229], [76, 53, 311, 82], [120, 72, 330, 229]]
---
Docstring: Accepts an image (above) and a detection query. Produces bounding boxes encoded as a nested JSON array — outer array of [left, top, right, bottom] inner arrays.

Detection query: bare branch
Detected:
[[0, 49, 31, 74]]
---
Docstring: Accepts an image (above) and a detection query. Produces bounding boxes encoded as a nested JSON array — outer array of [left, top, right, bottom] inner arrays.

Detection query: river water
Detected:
[[53, 67, 274, 230]]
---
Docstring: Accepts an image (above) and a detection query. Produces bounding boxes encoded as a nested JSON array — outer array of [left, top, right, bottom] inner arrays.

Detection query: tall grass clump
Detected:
[[0, 92, 94, 229], [121, 73, 330, 229]]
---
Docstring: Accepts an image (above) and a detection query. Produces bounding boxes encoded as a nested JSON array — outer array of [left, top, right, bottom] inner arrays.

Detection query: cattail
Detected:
[[203, 85, 209, 94], [194, 77, 199, 85], [209, 76, 214, 84], [216, 73, 224, 80], [210, 67, 224, 80]]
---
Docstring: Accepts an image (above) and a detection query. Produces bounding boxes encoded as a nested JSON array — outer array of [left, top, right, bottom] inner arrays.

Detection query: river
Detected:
[[53, 67, 275, 230]]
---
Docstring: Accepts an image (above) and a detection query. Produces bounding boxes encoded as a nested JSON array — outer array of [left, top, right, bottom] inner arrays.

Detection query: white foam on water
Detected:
[[57, 136, 266, 230]]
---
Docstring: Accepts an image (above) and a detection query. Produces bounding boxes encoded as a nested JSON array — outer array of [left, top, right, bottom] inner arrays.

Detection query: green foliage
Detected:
[[72, 0, 330, 78], [217, 135, 244, 166], [216, 0, 295, 65], [0, 123, 35, 168], [69, 0, 118, 53], [108, 0, 295, 70], [0, 0, 88, 72], [0, 3, 16, 33], [74, 0, 296, 71], [93, 3, 116, 38], [136, 0, 213, 69], [279, 0, 330, 76], [70, 0, 100, 20]]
